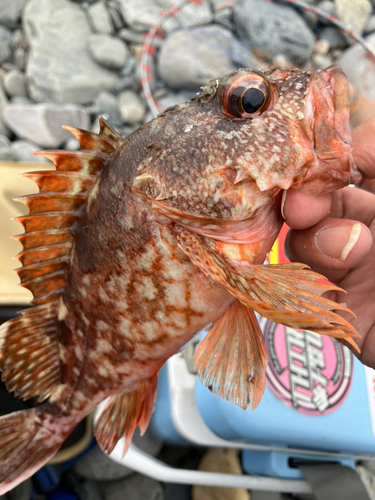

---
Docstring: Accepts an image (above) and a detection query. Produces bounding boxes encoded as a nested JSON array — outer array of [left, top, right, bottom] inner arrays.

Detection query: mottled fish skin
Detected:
[[0, 65, 361, 493]]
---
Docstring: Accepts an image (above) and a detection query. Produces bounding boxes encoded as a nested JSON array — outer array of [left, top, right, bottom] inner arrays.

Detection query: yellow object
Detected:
[[0, 161, 54, 305]]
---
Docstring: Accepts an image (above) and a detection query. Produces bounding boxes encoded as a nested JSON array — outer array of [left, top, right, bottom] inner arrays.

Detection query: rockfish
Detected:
[[0, 64, 361, 493]]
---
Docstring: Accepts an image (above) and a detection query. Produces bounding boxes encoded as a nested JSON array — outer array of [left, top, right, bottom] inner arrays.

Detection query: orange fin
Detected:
[[94, 374, 158, 457], [0, 305, 60, 402], [0, 118, 122, 402], [177, 232, 359, 351], [194, 301, 267, 410], [0, 408, 70, 495]]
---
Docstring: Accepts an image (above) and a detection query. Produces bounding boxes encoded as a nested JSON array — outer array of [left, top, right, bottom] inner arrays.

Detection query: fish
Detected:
[[0, 64, 361, 493]]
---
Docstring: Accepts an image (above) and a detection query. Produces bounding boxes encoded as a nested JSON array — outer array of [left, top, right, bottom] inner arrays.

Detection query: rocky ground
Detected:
[[0, 0, 375, 163], [2, 0, 375, 499]]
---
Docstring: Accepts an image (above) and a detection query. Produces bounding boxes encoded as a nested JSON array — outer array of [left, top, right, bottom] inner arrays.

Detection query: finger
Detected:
[[352, 117, 375, 179], [282, 188, 331, 230], [285, 218, 373, 282], [329, 185, 375, 226]]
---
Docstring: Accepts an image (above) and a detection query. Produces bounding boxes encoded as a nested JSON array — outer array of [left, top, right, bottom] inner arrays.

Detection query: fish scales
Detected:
[[0, 65, 362, 493]]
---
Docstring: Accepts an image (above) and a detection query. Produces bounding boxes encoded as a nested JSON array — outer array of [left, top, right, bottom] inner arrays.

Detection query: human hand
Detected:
[[283, 117, 375, 368]]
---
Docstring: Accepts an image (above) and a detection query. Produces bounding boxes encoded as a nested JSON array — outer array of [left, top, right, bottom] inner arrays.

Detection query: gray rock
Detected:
[[11, 140, 49, 163], [118, 28, 144, 44], [319, 26, 347, 49], [0, 74, 11, 137], [334, 0, 371, 35], [0, 26, 12, 64], [234, 0, 315, 64], [4, 69, 27, 98], [107, 0, 126, 30], [338, 33, 375, 102], [87, 2, 114, 34], [365, 14, 375, 33], [213, 8, 234, 31], [88, 34, 130, 70], [3, 102, 89, 148], [23, 0, 121, 104], [118, 89, 145, 124], [91, 90, 123, 126], [103, 474, 164, 500], [0, 134, 13, 161], [118, 0, 213, 33], [158, 25, 259, 90], [10, 95, 31, 104], [0, 0, 28, 29], [318, 0, 336, 16]]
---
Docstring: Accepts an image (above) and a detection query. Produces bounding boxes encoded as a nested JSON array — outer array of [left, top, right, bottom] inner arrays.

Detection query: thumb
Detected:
[[285, 218, 372, 279]]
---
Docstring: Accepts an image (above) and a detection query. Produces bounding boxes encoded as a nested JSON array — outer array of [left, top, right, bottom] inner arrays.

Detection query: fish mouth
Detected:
[[312, 65, 362, 186]]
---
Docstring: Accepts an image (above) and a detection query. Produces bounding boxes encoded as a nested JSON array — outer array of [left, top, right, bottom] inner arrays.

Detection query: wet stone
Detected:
[[88, 33, 131, 70]]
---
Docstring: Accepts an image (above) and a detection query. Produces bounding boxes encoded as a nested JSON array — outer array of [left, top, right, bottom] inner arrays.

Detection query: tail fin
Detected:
[[0, 408, 68, 495]]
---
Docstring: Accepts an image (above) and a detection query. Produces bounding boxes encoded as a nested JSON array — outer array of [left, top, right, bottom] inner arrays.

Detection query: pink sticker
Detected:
[[261, 319, 353, 415]]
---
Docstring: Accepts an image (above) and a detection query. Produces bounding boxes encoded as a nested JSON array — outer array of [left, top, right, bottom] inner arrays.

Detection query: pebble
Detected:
[[91, 90, 123, 127], [107, 0, 126, 30], [88, 33, 131, 70], [0, 0, 28, 29], [23, 0, 120, 104], [158, 25, 258, 90], [118, 89, 146, 124], [192, 448, 250, 500], [365, 15, 375, 33], [338, 32, 375, 103], [234, 0, 315, 64], [118, 28, 144, 44], [0, 75, 11, 138], [213, 8, 235, 31], [10, 140, 50, 163], [0, 26, 12, 64], [117, 0, 213, 33], [319, 26, 347, 50], [87, 1, 114, 34], [317, 0, 336, 16], [334, 0, 372, 35], [2, 102, 89, 148], [312, 53, 333, 69], [103, 474, 164, 500], [3, 69, 27, 98], [0, 135, 13, 161]]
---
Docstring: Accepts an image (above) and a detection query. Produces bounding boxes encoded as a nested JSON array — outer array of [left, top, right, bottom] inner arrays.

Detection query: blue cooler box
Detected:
[[149, 318, 375, 480]]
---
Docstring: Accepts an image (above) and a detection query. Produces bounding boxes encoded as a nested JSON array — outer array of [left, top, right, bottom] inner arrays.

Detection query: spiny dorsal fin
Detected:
[[0, 118, 122, 403]]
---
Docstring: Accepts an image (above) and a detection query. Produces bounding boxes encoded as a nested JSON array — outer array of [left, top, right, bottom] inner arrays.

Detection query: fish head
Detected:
[[133, 65, 359, 238]]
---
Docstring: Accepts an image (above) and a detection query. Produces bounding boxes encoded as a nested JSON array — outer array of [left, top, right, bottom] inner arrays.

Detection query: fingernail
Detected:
[[316, 223, 361, 260]]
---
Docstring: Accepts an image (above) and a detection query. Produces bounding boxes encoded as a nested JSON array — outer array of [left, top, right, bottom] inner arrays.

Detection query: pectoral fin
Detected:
[[194, 300, 267, 410], [94, 374, 158, 457], [177, 232, 359, 351]]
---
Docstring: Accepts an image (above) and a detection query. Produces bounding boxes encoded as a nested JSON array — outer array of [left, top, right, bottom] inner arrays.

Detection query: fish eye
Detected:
[[241, 87, 266, 114], [218, 70, 277, 119]]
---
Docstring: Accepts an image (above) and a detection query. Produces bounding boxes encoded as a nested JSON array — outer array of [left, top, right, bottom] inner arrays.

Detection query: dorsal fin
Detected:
[[0, 117, 122, 403]]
